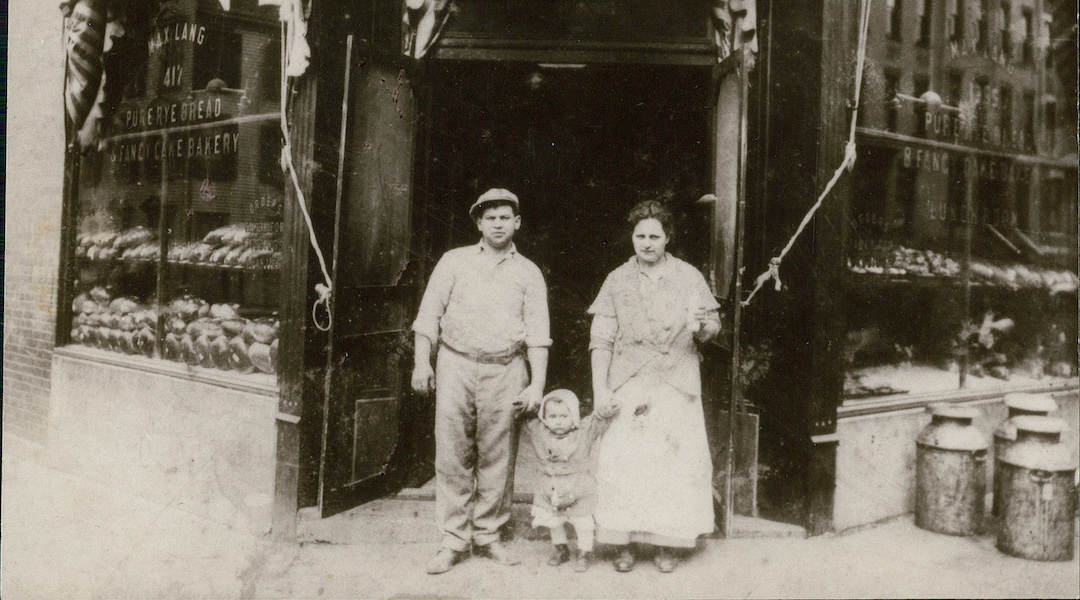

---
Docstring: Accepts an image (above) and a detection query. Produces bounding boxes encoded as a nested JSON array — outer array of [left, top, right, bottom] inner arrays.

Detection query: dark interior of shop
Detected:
[[423, 61, 714, 403]]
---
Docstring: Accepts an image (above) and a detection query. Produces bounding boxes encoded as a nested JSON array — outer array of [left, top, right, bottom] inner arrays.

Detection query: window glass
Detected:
[[848, 3, 1077, 401], [846, 144, 968, 398], [69, 0, 282, 381]]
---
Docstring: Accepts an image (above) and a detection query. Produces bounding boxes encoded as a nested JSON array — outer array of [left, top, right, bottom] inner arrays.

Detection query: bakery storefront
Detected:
[[52, 0, 1076, 539], [53, 0, 765, 538], [825, 0, 1079, 529]]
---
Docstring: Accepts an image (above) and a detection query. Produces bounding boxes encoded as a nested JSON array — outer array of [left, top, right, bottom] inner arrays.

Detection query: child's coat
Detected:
[[524, 389, 610, 526]]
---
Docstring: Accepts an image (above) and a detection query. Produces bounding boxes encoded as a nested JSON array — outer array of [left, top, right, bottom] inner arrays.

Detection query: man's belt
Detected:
[[442, 342, 524, 365]]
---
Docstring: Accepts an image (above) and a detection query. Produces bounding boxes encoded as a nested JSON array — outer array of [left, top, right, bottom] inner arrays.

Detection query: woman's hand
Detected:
[[693, 314, 721, 343], [593, 387, 619, 418]]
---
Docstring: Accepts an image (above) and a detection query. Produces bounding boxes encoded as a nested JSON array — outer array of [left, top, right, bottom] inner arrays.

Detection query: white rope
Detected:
[[278, 16, 333, 332], [742, 0, 873, 307]]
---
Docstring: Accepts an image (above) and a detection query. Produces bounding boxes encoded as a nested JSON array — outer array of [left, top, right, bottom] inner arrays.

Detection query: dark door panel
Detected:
[[318, 53, 419, 517]]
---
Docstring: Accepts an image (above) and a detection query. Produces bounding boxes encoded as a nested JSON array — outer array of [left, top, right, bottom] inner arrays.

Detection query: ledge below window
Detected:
[[838, 377, 1079, 418], [54, 345, 279, 398]]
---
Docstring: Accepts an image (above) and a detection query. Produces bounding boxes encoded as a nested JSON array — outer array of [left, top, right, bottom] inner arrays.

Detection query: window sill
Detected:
[[54, 345, 279, 398], [838, 377, 1079, 418]]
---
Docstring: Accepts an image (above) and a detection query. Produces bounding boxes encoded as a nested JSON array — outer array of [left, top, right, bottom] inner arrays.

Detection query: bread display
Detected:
[[79, 227, 158, 262], [848, 243, 1078, 293], [69, 288, 278, 376], [161, 295, 279, 374], [166, 224, 281, 269], [80, 223, 280, 269]]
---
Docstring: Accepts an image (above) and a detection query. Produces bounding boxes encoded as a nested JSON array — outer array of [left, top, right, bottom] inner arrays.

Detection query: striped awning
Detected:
[[62, 0, 107, 134]]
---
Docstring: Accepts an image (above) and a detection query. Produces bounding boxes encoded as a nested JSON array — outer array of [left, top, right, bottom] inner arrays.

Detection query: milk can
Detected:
[[997, 416, 1078, 561], [992, 393, 1058, 516], [915, 404, 989, 536]]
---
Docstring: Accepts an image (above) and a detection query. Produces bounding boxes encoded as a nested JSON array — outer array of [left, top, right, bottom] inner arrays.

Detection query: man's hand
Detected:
[[514, 385, 544, 417], [411, 362, 435, 395]]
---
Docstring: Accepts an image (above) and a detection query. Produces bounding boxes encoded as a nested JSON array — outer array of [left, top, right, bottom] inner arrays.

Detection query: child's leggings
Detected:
[[549, 515, 595, 551]]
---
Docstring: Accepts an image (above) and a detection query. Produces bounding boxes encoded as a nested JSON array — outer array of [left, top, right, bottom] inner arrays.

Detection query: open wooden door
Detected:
[[702, 49, 756, 537], [317, 51, 420, 517]]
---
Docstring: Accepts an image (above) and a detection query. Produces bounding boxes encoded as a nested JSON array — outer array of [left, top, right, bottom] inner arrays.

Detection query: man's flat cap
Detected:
[[469, 188, 519, 217]]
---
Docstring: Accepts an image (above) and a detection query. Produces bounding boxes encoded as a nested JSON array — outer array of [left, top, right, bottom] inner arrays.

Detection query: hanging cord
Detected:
[[278, 12, 333, 332], [742, 0, 873, 307]]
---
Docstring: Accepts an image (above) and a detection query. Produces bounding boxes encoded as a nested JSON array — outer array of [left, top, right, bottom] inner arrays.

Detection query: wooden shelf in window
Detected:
[[167, 259, 282, 273], [844, 271, 1078, 295], [844, 272, 966, 287], [76, 256, 281, 272], [839, 378, 1080, 418], [77, 255, 159, 266]]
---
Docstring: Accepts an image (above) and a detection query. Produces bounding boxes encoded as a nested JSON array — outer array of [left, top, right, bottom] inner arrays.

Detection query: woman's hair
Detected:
[[626, 200, 674, 238]]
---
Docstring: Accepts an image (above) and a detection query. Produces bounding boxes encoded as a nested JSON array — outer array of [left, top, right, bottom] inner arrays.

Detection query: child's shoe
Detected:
[[613, 546, 635, 572], [548, 544, 570, 566], [574, 550, 592, 572]]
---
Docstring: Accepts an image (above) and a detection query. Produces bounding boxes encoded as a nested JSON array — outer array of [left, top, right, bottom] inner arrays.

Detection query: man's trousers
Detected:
[[434, 346, 527, 551]]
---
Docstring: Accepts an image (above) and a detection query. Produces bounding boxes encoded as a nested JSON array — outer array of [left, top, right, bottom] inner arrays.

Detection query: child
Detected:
[[524, 389, 611, 572]]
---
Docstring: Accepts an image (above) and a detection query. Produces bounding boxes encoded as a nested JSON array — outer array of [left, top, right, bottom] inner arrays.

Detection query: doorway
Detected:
[[416, 60, 716, 493]]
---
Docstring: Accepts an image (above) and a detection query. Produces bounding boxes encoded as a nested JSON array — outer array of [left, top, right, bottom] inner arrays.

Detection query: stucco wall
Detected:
[[49, 352, 280, 534], [834, 390, 1080, 532]]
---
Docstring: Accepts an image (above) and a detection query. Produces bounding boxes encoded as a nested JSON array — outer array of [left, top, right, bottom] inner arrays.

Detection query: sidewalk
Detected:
[[3, 447, 1078, 599]]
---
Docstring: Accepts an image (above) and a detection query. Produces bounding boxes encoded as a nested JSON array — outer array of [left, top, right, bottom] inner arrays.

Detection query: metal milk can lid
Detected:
[[996, 393, 1059, 440], [917, 404, 988, 451], [1003, 392, 1058, 415], [1000, 416, 1078, 471]]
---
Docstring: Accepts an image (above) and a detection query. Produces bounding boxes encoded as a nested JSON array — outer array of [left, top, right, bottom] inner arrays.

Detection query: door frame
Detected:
[[312, 47, 751, 520]]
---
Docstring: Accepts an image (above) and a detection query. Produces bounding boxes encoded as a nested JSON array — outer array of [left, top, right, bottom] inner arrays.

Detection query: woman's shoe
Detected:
[[654, 547, 677, 573], [613, 546, 635, 572], [548, 544, 570, 566]]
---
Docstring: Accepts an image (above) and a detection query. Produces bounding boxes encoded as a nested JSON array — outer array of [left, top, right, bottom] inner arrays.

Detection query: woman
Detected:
[[588, 200, 721, 573]]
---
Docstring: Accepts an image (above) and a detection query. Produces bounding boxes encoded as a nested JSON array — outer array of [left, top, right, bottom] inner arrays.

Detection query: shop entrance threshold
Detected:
[[297, 495, 805, 546], [299, 478, 805, 546]]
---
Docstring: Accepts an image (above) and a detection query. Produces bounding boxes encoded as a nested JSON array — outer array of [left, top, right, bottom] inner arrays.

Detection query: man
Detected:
[[411, 188, 551, 575]]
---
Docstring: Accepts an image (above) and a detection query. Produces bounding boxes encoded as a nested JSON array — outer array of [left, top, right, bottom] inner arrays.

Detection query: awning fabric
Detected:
[[712, 0, 758, 62], [62, 0, 107, 135], [401, 1, 758, 61]]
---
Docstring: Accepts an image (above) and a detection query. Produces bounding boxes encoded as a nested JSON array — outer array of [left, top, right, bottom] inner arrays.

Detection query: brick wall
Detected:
[[4, 1, 66, 443]]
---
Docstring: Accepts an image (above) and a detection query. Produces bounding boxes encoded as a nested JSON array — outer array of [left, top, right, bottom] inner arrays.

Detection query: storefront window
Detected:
[[67, 0, 282, 381], [847, 3, 1077, 402]]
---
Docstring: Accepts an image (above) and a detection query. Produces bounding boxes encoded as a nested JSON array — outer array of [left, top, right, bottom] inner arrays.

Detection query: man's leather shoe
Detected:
[[613, 546, 635, 572], [426, 548, 465, 575], [475, 541, 520, 566], [548, 544, 570, 566]]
